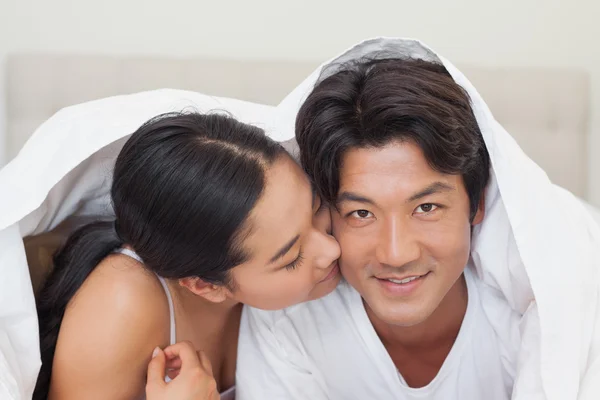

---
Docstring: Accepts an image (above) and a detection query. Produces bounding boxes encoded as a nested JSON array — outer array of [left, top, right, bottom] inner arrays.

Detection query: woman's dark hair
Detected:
[[295, 57, 490, 221], [33, 112, 285, 399]]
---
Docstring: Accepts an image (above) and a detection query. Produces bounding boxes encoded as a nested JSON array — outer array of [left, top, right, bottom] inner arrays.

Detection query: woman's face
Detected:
[[227, 155, 341, 310]]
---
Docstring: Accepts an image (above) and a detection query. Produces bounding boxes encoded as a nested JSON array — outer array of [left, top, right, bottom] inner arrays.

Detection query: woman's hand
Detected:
[[146, 341, 219, 400]]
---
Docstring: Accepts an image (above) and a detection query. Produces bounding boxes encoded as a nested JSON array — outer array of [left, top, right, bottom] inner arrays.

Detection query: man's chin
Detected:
[[363, 293, 433, 328]]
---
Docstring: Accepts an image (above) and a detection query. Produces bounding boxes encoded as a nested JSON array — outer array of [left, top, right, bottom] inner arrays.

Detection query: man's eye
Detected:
[[350, 210, 373, 219], [415, 204, 438, 214]]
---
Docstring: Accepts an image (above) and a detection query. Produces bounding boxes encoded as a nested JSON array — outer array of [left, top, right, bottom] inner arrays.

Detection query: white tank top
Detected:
[[115, 248, 236, 400]]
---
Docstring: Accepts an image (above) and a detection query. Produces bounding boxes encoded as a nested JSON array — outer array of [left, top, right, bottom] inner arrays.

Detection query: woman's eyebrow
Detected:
[[269, 234, 300, 264]]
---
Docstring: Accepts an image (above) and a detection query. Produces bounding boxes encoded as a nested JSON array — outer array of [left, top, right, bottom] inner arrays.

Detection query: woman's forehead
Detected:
[[242, 156, 312, 258]]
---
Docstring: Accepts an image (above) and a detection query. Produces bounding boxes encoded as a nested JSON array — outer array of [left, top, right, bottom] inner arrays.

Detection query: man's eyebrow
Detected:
[[336, 182, 455, 205], [407, 182, 456, 202], [268, 234, 300, 264], [336, 192, 377, 206]]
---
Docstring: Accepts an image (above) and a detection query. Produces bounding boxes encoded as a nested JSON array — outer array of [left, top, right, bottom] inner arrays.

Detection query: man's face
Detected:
[[332, 140, 484, 327]]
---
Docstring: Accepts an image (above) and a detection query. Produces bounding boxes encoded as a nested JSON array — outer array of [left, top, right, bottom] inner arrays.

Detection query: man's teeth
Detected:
[[387, 276, 419, 284]]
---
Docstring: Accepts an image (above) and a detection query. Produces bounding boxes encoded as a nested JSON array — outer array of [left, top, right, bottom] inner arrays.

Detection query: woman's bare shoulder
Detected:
[[49, 253, 172, 399]]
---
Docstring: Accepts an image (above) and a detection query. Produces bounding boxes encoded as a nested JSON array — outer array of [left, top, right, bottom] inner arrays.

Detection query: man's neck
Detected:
[[365, 273, 468, 350], [364, 273, 469, 388]]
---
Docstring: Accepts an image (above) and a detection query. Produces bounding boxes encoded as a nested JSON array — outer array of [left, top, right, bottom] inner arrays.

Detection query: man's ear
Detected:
[[471, 193, 486, 226], [178, 277, 233, 303]]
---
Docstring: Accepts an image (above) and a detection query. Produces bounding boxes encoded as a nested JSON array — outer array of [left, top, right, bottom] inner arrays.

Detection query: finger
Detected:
[[165, 358, 182, 379], [163, 341, 202, 370], [165, 357, 182, 370], [146, 347, 166, 389]]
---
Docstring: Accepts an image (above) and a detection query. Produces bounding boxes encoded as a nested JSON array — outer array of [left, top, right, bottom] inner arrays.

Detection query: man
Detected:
[[236, 39, 600, 400]]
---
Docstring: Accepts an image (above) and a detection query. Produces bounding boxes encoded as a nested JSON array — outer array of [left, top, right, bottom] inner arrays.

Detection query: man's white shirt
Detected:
[[236, 266, 521, 400]]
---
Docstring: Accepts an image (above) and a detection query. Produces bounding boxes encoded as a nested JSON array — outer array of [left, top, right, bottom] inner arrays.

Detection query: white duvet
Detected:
[[1, 38, 599, 399]]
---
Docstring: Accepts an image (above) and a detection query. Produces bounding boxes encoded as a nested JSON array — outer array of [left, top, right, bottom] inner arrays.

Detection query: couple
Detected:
[[32, 38, 600, 400]]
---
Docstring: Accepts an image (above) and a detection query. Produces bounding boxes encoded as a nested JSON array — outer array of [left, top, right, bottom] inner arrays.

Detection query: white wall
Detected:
[[1, 0, 599, 205]]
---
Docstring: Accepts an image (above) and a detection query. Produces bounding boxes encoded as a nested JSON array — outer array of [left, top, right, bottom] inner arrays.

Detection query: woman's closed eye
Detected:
[[284, 250, 304, 271]]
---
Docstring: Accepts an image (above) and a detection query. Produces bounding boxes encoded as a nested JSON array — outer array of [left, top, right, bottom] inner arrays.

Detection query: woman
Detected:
[[34, 112, 341, 400]]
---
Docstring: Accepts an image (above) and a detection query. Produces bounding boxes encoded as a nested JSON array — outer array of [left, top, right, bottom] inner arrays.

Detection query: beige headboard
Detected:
[[5, 54, 590, 197]]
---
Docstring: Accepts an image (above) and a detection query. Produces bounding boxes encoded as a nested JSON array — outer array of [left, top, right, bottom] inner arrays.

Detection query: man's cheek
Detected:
[[338, 238, 363, 267]]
